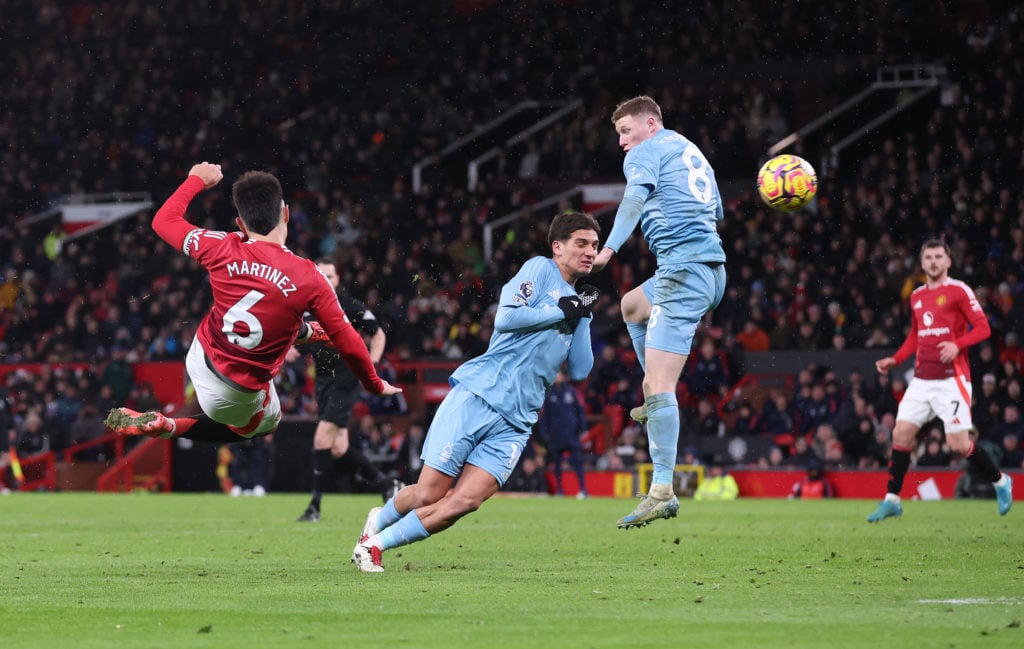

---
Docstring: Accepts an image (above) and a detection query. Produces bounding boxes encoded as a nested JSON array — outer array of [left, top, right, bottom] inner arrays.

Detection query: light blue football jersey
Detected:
[[624, 128, 726, 265], [450, 256, 591, 431]]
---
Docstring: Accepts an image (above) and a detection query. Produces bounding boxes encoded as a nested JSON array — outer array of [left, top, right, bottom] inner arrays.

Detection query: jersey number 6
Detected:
[[222, 290, 265, 349]]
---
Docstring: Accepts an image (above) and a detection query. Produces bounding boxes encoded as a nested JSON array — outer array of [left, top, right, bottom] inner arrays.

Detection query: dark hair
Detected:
[[547, 210, 601, 247], [920, 238, 950, 258], [232, 171, 283, 235], [611, 95, 663, 124], [315, 256, 336, 267]]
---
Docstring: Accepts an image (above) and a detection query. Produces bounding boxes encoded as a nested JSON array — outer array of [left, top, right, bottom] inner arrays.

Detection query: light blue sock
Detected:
[[378, 510, 430, 551], [625, 321, 647, 372], [376, 498, 402, 530], [645, 392, 679, 485]]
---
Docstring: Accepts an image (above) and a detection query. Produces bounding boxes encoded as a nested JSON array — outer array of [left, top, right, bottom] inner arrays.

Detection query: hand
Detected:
[[576, 283, 601, 310], [937, 340, 960, 364], [378, 380, 403, 396], [558, 295, 591, 321], [189, 162, 223, 189], [295, 320, 332, 346], [591, 247, 615, 273], [875, 357, 895, 373]]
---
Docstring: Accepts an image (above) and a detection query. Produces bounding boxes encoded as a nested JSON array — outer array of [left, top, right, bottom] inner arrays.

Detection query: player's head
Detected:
[[232, 171, 286, 235], [549, 210, 600, 281], [919, 238, 952, 281], [315, 257, 340, 289], [611, 96, 663, 153]]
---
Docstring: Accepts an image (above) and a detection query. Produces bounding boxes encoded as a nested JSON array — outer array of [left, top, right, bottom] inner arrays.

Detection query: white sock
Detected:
[[884, 493, 901, 504], [994, 473, 1008, 487], [649, 483, 673, 500]]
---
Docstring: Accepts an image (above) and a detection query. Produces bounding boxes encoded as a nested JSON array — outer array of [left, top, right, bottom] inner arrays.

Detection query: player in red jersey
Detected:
[[105, 162, 401, 443], [868, 239, 1012, 521]]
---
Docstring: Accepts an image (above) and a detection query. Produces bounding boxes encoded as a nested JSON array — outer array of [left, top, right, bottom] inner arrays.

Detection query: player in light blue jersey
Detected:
[[352, 211, 601, 572], [592, 96, 727, 529]]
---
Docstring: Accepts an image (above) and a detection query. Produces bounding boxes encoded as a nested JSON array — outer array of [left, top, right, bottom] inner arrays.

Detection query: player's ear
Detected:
[[235, 216, 249, 237], [282, 202, 290, 225]]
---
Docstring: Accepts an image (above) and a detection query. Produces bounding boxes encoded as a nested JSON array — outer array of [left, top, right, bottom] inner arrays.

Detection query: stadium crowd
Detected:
[[2, 1, 1023, 486]]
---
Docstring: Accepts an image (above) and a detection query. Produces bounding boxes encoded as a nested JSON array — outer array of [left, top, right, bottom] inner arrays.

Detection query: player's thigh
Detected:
[[644, 262, 725, 356], [186, 339, 276, 432], [421, 385, 529, 487], [929, 377, 973, 434], [446, 464, 502, 511], [621, 285, 652, 323], [643, 348, 690, 395]]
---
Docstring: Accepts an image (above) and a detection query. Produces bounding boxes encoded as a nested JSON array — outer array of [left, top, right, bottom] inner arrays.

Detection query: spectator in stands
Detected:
[[692, 398, 726, 438], [730, 400, 759, 437], [68, 404, 108, 461], [787, 435, 816, 467], [998, 433, 1024, 470], [915, 435, 953, 468], [693, 463, 739, 501], [684, 339, 732, 402], [393, 420, 426, 485], [758, 392, 799, 438], [999, 332, 1024, 373], [756, 445, 787, 469], [228, 436, 273, 497], [985, 404, 1024, 445], [536, 370, 589, 498], [16, 412, 49, 460], [797, 383, 837, 437], [973, 374, 1003, 434], [735, 319, 770, 352], [505, 456, 548, 494], [789, 460, 834, 499]]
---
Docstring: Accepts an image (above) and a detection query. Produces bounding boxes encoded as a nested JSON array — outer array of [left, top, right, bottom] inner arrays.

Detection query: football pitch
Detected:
[[1, 494, 1021, 649]]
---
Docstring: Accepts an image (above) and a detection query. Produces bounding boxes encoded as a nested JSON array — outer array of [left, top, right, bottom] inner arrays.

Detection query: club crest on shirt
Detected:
[[513, 280, 534, 306], [937, 295, 947, 307]]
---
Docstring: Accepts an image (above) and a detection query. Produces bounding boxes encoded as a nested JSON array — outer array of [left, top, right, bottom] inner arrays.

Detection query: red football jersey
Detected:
[[893, 278, 990, 381], [152, 176, 383, 393]]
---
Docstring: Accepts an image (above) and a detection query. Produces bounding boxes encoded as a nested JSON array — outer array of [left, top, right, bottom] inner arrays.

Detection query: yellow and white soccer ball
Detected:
[[756, 154, 818, 212]]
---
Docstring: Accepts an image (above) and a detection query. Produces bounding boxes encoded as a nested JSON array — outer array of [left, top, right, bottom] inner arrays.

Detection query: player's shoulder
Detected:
[[519, 255, 555, 276], [184, 228, 242, 256], [944, 277, 977, 296]]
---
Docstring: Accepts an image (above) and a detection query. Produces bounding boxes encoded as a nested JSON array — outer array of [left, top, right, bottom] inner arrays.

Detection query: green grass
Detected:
[[1, 494, 1021, 649]]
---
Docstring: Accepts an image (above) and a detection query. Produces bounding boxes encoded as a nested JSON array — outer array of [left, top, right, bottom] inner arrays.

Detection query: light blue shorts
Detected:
[[641, 262, 726, 355], [421, 384, 529, 486]]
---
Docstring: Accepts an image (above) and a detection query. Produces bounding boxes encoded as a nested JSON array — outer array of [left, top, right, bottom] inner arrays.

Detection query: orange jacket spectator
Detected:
[[736, 320, 771, 352]]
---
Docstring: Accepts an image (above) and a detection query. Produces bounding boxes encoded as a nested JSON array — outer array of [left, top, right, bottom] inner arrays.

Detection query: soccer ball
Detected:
[[756, 154, 818, 212]]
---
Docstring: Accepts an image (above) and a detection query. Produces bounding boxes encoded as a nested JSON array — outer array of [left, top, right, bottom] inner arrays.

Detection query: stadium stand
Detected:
[[1, 1, 1021, 488]]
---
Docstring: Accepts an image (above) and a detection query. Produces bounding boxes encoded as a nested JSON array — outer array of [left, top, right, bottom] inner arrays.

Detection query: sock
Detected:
[[965, 441, 1002, 484], [645, 392, 679, 487], [376, 498, 403, 530], [340, 448, 386, 486], [886, 445, 912, 496], [626, 321, 648, 373], [172, 415, 248, 443], [377, 510, 430, 551], [309, 449, 333, 510]]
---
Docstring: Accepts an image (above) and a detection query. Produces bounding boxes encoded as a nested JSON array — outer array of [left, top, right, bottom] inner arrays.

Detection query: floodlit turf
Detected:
[[1, 493, 1021, 649]]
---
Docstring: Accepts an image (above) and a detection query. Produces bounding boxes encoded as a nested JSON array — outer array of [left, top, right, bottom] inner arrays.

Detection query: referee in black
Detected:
[[297, 258, 402, 522]]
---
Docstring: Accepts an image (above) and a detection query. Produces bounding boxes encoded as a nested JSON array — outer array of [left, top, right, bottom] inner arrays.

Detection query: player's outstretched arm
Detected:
[[152, 162, 223, 250]]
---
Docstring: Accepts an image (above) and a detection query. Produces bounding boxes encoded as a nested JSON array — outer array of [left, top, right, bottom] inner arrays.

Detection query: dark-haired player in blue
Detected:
[[352, 211, 600, 572], [592, 96, 727, 529]]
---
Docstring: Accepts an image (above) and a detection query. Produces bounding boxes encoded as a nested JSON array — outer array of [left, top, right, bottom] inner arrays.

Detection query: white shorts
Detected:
[[895, 375, 973, 434], [185, 336, 281, 438]]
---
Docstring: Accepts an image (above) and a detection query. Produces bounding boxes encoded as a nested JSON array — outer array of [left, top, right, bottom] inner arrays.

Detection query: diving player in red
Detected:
[[868, 238, 1012, 521], [105, 162, 401, 443]]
